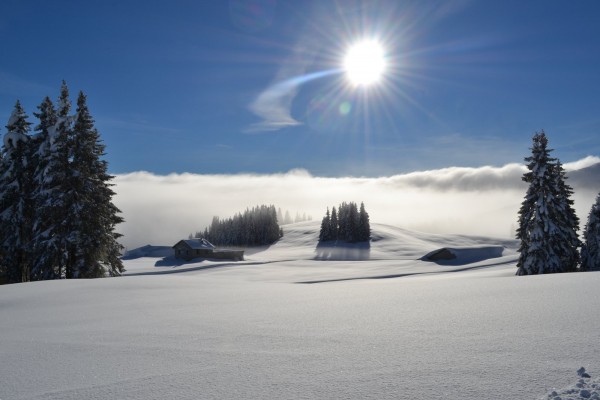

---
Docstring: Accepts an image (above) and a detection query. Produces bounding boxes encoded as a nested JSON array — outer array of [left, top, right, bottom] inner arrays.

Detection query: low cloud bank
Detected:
[[113, 159, 600, 250]]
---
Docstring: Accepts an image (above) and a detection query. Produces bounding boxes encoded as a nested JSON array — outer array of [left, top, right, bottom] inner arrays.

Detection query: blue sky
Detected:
[[1, 0, 599, 177]]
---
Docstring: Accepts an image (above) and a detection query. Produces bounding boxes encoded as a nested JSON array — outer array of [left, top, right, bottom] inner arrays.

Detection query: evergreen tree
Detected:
[[200, 205, 281, 246], [319, 207, 332, 242], [330, 206, 338, 240], [550, 161, 581, 272], [319, 202, 370, 243], [31, 96, 57, 181], [32, 83, 124, 279], [358, 202, 371, 241], [337, 202, 349, 241], [67, 91, 124, 277], [581, 193, 600, 271], [346, 202, 358, 242], [30, 97, 58, 280], [0, 83, 125, 281], [516, 131, 579, 275], [284, 210, 292, 225], [35, 81, 73, 279], [0, 101, 34, 282]]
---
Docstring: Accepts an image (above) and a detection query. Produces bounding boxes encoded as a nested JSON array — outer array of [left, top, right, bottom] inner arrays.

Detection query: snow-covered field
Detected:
[[2, 221, 599, 399]]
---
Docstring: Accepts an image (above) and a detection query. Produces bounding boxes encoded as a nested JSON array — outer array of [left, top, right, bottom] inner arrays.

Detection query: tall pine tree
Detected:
[[0, 101, 34, 282], [358, 202, 371, 242], [67, 91, 124, 277], [35, 82, 73, 279], [581, 193, 600, 271], [516, 131, 579, 275], [31, 96, 58, 280], [330, 206, 338, 240], [549, 161, 581, 272], [319, 207, 332, 242]]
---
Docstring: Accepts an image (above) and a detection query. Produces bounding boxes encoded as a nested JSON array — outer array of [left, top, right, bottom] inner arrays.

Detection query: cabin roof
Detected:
[[173, 238, 216, 250]]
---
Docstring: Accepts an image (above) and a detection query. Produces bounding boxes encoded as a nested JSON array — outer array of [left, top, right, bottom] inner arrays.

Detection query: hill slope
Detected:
[[1, 223, 597, 400], [124, 221, 518, 281]]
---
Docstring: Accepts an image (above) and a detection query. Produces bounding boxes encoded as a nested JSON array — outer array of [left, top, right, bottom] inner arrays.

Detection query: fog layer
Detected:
[[113, 158, 600, 250]]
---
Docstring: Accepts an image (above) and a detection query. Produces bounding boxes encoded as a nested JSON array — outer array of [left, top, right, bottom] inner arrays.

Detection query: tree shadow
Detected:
[[154, 256, 201, 267], [420, 246, 505, 266], [297, 258, 517, 284], [314, 241, 371, 261]]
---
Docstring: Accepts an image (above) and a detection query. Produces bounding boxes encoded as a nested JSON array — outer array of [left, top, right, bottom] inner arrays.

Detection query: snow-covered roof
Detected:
[[174, 238, 216, 250]]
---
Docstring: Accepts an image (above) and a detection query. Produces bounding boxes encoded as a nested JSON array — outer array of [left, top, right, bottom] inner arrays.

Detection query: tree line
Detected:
[[319, 201, 370, 243], [0, 82, 124, 283], [517, 131, 600, 274], [277, 208, 312, 225], [192, 204, 282, 246]]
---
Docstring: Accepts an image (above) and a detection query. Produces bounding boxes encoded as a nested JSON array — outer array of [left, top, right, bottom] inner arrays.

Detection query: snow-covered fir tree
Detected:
[[31, 96, 57, 184], [516, 131, 579, 275], [34, 82, 74, 279], [581, 193, 600, 271], [0, 101, 34, 283], [550, 161, 581, 272], [30, 96, 58, 280], [1, 82, 125, 282], [66, 91, 124, 277]]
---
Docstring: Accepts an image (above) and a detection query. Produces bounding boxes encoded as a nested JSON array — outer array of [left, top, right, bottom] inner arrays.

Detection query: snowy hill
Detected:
[[123, 221, 518, 279], [1, 222, 598, 400]]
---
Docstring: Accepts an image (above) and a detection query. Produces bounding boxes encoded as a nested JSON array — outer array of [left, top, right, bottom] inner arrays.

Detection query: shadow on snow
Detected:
[[314, 240, 371, 261]]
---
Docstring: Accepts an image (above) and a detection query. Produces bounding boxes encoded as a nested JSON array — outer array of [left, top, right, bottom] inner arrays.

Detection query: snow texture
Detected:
[[543, 368, 600, 400], [1, 221, 599, 400], [179, 238, 215, 250], [3, 130, 28, 150]]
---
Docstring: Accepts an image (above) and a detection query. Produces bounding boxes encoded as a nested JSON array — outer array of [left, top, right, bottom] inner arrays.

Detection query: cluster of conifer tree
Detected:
[[277, 208, 311, 225], [319, 202, 370, 242], [517, 131, 600, 274], [0, 82, 124, 283], [192, 205, 283, 246]]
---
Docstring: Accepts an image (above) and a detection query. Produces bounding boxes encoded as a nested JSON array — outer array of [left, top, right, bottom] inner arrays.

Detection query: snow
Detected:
[[544, 372, 600, 400], [1, 221, 599, 400], [3, 130, 28, 150], [178, 238, 215, 250]]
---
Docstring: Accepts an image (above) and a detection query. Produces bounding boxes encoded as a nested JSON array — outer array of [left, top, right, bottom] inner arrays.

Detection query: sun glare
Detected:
[[343, 40, 386, 86]]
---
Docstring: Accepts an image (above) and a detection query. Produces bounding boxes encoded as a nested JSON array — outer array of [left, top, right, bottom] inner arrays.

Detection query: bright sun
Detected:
[[343, 40, 386, 86]]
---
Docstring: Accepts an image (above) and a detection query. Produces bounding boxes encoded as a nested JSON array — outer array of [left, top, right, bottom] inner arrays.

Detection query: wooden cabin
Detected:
[[173, 239, 244, 261]]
